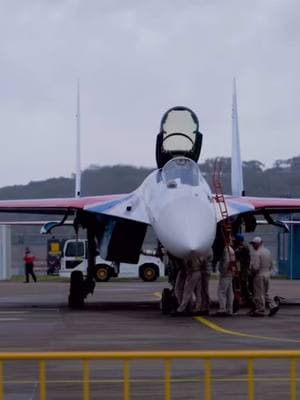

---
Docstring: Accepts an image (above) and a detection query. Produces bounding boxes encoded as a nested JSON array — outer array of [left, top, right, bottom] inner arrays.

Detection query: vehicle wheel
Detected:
[[139, 263, 159, 282], [94, 265, 110, 282], [161, 288, 176, 315]]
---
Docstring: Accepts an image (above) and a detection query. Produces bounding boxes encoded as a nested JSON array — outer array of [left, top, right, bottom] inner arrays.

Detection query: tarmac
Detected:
[[0, 278, 300, 399]]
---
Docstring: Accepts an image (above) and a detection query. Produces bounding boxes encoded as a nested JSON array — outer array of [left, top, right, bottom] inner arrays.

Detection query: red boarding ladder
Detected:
[[213, 158, 241, 310], [212, 158, 232, 246]]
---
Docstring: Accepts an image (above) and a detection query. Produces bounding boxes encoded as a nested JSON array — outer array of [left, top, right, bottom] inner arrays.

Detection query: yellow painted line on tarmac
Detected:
[[154, 290, 298, 343], [195, 316, 300, 343]]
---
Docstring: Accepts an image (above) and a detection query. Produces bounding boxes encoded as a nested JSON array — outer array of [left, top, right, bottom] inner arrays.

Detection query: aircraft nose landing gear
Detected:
[[161, 288, 178, 315]]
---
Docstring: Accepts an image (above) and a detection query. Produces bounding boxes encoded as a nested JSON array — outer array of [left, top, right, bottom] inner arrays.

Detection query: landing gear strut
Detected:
[[68, 271, 85, 308], [68, 272, 96, 308], [68, 227, 96, 308]]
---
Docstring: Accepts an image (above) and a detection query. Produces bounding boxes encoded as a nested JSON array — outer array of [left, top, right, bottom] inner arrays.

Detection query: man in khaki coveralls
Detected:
[[216, 245, 235, 316], [249, 236, 279, 317], [176, 256, 204, 314], [171, 255, 186, 305], [195, 251, 212, 315]]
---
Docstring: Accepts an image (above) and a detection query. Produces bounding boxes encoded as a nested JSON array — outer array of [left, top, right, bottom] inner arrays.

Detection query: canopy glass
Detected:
[[162, 157, 201, 187]]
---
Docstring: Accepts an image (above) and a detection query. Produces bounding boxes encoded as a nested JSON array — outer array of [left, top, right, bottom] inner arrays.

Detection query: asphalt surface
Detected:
[[0, 278, 300, 399]]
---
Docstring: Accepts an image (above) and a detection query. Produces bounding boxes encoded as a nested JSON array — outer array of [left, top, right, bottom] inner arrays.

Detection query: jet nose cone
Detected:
[[153, 196, 216, 258]]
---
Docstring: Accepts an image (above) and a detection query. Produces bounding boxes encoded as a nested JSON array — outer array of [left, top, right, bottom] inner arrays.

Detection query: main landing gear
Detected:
[[68, 226, 97, 308], [68, 271, 95, 308]]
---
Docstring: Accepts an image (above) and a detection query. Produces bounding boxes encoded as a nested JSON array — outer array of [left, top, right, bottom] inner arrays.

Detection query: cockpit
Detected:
[[162, 157, 202, 187]]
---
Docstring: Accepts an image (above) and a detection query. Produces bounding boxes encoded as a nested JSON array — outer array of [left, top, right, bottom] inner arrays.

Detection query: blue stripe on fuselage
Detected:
[[85, 195, 133, 214], [227, 199, 254, 213]]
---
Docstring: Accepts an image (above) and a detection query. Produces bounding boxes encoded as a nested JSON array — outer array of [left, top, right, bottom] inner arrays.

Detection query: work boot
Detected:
[[268, 306, 279, 317], [269, 297, 280, 317], [195, 310, 209, 316], [214, 311, 228, 317], [269, 304, 280, 317], [171, 310, 187, 317], [248, 311, 265, 317]]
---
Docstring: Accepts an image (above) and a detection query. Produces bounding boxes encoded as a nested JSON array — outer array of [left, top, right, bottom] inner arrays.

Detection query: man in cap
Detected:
[[249, 236, 279, 317]]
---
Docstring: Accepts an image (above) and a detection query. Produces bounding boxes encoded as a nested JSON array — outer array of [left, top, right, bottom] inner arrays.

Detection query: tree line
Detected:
[[1, 156, 300, 201]]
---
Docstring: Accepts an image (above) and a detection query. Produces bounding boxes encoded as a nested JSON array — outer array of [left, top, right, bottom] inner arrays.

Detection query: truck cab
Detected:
[[59, 239, 164, 282], [60, 239, 119, 282]]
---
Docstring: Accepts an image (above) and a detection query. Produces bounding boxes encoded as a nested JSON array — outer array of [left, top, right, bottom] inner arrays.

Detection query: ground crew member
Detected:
[[175, 256, 203, 314], [168, 254, 186, 306], [216, 244, 235, 316], [234, 234, 252, 305], [160, 247, 171, 282], [249, 236, 279, 317], [23, 247, 37, 283]]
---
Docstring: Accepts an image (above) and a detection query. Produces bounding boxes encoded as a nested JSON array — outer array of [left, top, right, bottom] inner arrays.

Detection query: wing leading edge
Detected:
[[0, 194, 127, 215], [0, 192, 150, 225], [219, 195, 300, 222]]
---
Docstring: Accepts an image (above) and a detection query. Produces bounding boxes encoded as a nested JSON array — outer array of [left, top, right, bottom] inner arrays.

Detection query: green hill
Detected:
[[1, 156, 299, 200]]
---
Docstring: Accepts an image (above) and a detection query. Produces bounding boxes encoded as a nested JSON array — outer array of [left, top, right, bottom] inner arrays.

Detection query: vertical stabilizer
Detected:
[[231, 78, 244, 196], [75, 79, 81, 198]]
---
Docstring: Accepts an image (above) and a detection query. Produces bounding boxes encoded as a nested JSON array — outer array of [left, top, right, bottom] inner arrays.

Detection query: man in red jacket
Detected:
[[23, 247, 37, 283]]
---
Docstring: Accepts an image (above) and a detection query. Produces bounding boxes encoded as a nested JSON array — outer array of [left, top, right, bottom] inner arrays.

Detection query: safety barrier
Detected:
[[0, 350, 298, 399]]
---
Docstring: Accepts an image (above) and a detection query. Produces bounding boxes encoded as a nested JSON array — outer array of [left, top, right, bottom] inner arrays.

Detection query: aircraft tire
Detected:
[[94, 264, 111, 282], [161, 288, 175, 314], [139, 263, 159, 282], [68, 294, 84, 308], [68, 271, 85, 308]]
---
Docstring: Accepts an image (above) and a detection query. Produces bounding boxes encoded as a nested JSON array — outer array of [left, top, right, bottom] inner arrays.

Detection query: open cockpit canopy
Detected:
[[156, 106, 203, 168]]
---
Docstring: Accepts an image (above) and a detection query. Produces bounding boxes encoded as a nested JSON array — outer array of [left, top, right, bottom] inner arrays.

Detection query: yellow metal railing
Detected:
[[0, 350, 298, 399]]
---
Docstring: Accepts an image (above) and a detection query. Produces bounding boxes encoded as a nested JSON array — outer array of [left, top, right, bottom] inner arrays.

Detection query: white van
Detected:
[[59, 239, 164, 282]]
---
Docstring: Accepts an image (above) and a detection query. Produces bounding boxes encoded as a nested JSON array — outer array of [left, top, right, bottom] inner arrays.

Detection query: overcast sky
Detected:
[[0, 0, 299, 188]]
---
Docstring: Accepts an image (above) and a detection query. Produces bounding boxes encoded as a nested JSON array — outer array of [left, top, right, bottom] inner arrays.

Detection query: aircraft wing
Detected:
[[216, 195, 300, 222], [0, 195, 125, 214], [0, 192, 150, 224]]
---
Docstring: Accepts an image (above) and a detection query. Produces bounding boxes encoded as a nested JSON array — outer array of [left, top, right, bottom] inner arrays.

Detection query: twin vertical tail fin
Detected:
[[231, 78, 244, 196]]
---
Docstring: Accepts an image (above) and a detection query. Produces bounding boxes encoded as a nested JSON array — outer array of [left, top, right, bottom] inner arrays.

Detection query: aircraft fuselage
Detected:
[[142, 157, 217, 259]]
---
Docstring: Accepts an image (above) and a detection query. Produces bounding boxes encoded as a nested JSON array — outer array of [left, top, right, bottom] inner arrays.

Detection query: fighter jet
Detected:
[[0, 106, 299, 308]]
